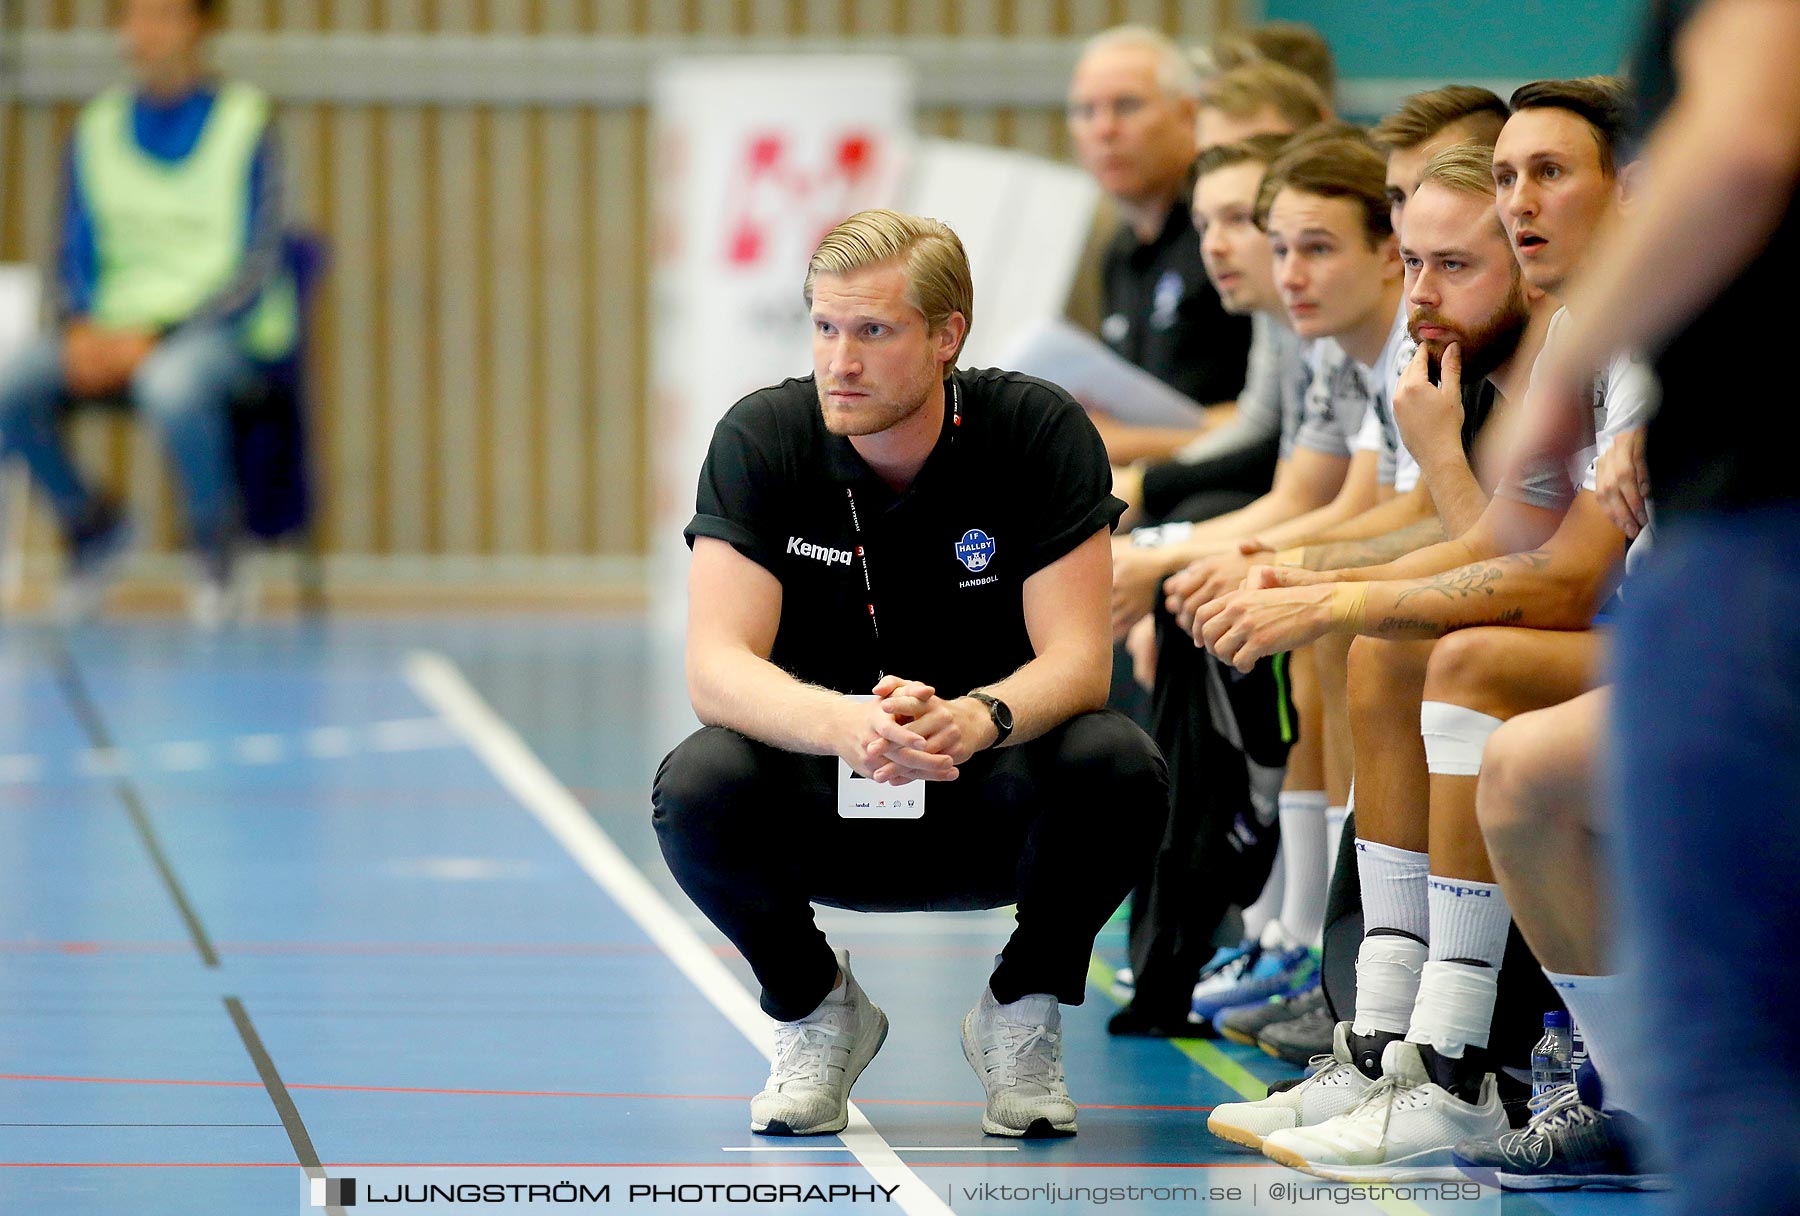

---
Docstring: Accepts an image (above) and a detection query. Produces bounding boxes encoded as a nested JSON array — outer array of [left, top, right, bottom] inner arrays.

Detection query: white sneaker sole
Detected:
[[750, 1006, 889, 1136], [1497, 1170, 1670, 1192], [1207, 1111, 1288, 1150]]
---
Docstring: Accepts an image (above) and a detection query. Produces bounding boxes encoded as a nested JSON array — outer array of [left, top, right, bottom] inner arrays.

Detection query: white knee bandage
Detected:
[[1420, 702, 1505, 776]]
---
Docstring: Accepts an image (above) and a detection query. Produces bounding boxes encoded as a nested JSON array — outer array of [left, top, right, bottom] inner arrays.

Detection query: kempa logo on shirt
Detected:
[[787, 536, 853, 567]]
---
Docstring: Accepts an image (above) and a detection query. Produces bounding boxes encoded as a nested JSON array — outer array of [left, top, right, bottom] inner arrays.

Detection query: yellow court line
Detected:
[[1085, 954, 1267, 1102]]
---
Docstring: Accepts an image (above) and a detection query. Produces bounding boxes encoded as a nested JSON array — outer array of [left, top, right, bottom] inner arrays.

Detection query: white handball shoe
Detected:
[[749, 948, 888, 1136]]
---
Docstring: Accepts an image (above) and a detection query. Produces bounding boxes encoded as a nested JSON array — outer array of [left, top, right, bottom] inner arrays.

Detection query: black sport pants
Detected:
[[652, 711, 1168, 1021]]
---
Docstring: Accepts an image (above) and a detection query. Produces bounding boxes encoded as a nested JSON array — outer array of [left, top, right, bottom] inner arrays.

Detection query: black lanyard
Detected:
[[842, 380, 960, 681]]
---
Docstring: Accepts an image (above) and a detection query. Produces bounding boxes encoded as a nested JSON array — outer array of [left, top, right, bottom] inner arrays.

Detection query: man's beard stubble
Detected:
[[817, 356, 942, 439], [1410, 277, 1530, 386]]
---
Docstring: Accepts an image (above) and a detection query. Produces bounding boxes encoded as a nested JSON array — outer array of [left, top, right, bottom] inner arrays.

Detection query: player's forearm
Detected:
[[1103, 423, 1208, 465], [1263, 486, 1428, 552], [1132, 484, 1311, 575], [1294, 517, 1447, 572], [1417, 456, 1489, 538], [686, 644, 848, 755], [1251, 492, 1372, 552], [1342, 549, 1611, 639]]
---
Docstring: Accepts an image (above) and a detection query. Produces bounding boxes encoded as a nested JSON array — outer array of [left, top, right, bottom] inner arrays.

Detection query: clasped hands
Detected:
[[63, 321, 157, 399], [836, 675, 996, 785], [1163, 544, 1353, 674]]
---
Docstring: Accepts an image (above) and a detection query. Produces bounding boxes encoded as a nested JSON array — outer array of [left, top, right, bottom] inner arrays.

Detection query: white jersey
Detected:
[[1511, 308, 1660, 510], [1293, 337, 1376, 459], [1350, 303, 1417, 486]]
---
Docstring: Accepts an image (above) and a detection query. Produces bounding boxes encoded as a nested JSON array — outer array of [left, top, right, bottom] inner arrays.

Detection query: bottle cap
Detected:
[[1544, 1010, 1571, 1028]]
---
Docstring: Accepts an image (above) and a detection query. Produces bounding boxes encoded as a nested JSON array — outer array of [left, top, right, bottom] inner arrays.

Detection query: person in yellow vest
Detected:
[[0, 0, 292, 623]]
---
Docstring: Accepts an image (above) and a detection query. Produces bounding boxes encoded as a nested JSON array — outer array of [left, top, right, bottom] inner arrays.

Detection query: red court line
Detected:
[[0, 939, 1005, 959], [0, 940, 674, 957], [0, 1074, 1213, 1113]]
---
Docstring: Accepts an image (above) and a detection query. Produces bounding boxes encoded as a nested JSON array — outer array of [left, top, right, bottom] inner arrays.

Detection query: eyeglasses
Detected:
[[1066, 95, 1155, 125]]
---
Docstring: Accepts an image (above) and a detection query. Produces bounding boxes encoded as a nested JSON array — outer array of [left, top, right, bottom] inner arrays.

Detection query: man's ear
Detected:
[[1380, 232, 1404, 278], [1614, 158, 1642, 211], [937, 311, 968, 367]]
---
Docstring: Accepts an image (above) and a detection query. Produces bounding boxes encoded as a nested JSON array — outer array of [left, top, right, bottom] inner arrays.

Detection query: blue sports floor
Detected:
[[0, 618, 1669, 1215]]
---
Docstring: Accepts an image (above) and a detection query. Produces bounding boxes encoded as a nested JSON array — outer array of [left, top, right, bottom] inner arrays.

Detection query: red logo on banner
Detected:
[[723, 130, 883, 269]]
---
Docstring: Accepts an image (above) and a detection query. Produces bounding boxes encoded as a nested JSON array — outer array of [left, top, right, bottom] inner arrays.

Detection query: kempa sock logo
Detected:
[[310, 1177, 356, 1206]]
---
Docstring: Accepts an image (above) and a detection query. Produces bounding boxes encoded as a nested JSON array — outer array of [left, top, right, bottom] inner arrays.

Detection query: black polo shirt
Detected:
[[1101, 196, 1254, 407], [686, 368, 1124, 698]]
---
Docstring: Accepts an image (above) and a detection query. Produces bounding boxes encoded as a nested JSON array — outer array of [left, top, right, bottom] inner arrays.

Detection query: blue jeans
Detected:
[[0, 324, 257, 550], [1608, 505, 1800, 1213]]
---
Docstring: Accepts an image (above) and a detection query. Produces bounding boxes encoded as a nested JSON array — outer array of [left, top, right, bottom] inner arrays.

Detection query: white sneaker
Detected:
[[749, 948, 888, 1136], [56, 517, 137, 624], [1262, 1040, 1508, 1182], [961, 987, 1077, 1137], [189, 570, 254, 630], [1208, 1021, 1377, 1149]]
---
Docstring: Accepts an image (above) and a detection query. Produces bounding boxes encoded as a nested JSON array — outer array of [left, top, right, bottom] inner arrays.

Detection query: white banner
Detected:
[[648, 56, 912, 750], [898, 139, 1099, 372]]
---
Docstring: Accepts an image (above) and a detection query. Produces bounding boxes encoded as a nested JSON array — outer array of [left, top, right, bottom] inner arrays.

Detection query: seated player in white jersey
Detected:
[[1197, 82, 1653, 1184]]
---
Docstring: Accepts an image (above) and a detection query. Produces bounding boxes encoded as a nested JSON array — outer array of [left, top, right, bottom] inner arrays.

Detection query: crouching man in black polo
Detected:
[[652, 209, 1168, 1140]]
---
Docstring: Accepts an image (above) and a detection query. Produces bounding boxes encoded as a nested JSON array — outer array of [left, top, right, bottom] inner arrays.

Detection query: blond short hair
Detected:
[[805, 210, 974, 363], [1419, 142, 1499, 199], [1200, 62, 1330, 131]]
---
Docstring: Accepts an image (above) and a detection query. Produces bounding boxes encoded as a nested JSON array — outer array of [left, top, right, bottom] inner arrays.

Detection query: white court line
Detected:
[[305, 726, 358, 758], [78, 747, 128, 777], [152, 741, 214, 772], [405, 651, 957, 1216], [0, 754, 43, 783], [233, 733, 288, 765]]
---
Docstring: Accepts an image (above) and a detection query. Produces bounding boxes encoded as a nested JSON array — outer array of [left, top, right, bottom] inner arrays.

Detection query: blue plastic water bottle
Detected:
[[1531, 1010, 1575, 1101]]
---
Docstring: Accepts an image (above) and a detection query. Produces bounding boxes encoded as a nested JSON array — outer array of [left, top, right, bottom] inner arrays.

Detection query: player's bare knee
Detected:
[[1347, 636, 1419, 721], [1474, 717, 1546, 847], [1421, 628, 1510, 711]]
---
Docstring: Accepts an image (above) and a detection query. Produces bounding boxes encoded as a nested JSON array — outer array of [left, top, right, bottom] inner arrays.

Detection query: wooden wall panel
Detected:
[[0, 5, 1223, 571]]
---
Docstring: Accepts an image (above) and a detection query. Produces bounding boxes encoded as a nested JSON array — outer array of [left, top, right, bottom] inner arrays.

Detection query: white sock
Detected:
[[1544, 969, 1640, 1113], [1241, 841, 1284, 943], [1325, 803, 1350, 882], [1421, 702, 1505, 776], [1276, 790, 1329, 944], [1406, 875, 1510, 1061], [1356, 839, 1429, 941], [1407, 960, 1500, 1058], [1352, 932, 1426, 1038], [1427, 874, 1512, 968]]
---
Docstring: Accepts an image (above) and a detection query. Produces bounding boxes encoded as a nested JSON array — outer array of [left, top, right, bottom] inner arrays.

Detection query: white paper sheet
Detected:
[[998, 315, 1208, 428]]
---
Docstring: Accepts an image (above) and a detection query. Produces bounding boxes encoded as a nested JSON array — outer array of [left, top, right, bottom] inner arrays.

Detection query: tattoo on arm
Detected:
[[1305, 519, 1446, 570], [1373, 605, 1525, 638], [1392, 551, 1551, 606]]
